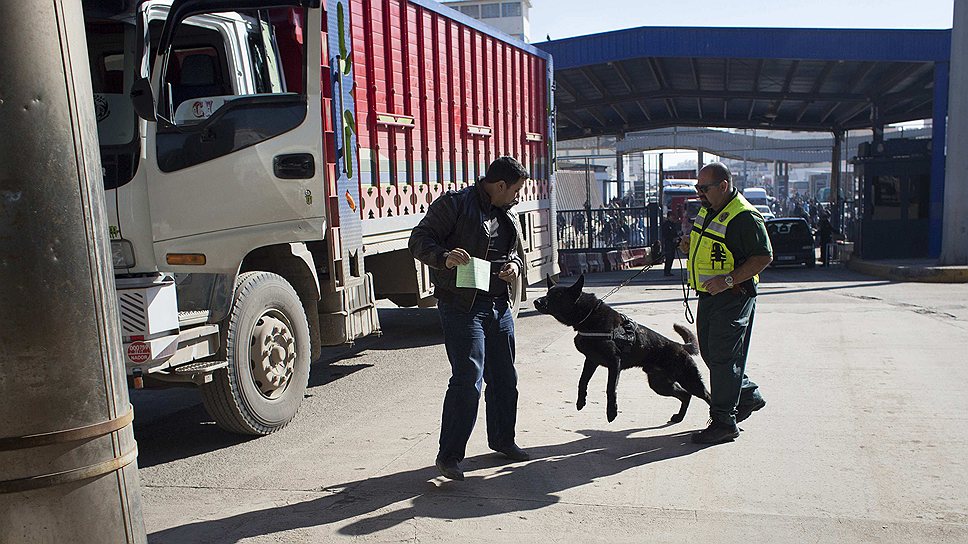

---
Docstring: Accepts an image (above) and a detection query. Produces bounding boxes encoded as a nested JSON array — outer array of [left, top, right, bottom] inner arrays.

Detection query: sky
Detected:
[[530, 0, 955, 42]]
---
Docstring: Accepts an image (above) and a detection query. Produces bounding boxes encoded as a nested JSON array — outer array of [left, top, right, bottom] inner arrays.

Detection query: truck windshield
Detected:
[[86, 20, 140, 190]]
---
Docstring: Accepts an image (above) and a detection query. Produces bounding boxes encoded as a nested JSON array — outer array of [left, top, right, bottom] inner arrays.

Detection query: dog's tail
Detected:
[[673, 324, 699, 355]]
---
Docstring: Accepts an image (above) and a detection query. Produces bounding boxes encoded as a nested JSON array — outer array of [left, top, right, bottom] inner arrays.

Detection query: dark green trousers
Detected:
[[696, 291, 764, 425]]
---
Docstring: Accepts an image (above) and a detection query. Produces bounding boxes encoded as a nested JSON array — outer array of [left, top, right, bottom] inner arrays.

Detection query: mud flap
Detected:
[[318, 272, 381, 345]]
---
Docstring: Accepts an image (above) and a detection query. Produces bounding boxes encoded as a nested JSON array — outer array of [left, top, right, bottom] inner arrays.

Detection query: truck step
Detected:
[[178, 310, 210, 327], [171, 360, 227, 375]]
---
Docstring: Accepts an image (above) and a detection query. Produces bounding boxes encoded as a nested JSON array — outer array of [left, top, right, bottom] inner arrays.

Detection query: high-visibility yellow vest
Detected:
[[688, 192, 762, 293]]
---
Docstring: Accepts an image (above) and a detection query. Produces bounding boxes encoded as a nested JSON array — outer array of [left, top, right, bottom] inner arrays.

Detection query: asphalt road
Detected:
[[133, 263, 968, 543]]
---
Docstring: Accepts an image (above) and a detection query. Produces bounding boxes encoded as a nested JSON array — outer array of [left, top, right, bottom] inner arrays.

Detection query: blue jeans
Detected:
[[436, 295, 517, 463]]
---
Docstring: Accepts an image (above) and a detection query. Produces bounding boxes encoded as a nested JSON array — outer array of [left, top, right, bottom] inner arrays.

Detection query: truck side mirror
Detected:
[[130, 78, 156, 122]]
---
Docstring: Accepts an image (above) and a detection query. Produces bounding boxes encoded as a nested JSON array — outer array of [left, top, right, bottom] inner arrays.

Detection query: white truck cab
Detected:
[[87, 0, 373, 435]]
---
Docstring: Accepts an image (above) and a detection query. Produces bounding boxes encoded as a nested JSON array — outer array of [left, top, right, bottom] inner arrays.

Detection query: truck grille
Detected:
[[118, 290, 147, 336]]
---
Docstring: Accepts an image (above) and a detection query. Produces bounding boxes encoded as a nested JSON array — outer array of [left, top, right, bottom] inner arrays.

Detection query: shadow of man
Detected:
[[150, 427, 712, 543]]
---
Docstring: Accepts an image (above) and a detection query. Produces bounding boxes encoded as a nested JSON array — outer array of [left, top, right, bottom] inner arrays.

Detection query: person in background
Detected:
[[408, 156, 530, 481], [678, 162, 773, 444], [661, 210, 681, 277], [817, 212, 834, 267]]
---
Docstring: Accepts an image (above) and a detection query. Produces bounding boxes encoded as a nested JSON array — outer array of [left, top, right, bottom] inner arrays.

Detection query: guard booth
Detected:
[[850, 138, 932, 259]]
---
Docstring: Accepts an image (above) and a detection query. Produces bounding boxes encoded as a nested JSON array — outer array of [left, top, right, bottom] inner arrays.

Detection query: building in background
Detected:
[[442, 0, 531, 42]]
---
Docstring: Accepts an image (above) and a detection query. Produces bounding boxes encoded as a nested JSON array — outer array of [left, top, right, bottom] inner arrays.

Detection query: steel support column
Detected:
[[831, 130, 844, 229], [0, 1, 146, 542], [940, 0, 964, 263], [616, 133, 625, 203]]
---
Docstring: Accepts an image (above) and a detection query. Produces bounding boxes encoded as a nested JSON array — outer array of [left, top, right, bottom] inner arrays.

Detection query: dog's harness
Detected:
[[575, 314, 639, 353]]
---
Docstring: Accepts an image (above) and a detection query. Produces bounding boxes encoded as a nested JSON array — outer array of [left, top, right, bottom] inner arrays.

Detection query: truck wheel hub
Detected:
[[250, 313, 296, 399]]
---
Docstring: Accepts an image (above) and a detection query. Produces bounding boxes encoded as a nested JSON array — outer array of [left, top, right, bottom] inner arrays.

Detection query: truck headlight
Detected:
[[111, 239, 135, 269]]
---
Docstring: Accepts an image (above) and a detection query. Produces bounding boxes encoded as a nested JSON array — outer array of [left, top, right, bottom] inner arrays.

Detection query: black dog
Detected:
[[534, 274, 710, 424]]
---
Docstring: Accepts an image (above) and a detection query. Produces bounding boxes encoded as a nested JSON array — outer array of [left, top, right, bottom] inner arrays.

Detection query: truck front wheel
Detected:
[[201, 271, 311, 435]]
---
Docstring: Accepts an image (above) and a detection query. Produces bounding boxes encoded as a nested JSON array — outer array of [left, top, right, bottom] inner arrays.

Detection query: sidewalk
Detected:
[[848, 257, 968, 283]]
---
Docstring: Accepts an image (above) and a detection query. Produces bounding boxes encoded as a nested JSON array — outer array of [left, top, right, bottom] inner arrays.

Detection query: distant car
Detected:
[[765, 218, 815, 268], [742, 187, 770, 208], [755, 205, 776, 221]]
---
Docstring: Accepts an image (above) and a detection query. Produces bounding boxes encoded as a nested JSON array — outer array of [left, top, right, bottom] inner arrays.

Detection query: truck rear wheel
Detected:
[[201, 271, 311, 435], [510, 271, 523, 319]]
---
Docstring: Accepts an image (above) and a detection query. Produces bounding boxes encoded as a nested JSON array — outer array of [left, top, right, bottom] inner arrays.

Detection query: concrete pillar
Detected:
[[0, 1, 146, 542], [697, 150, 704, 172], [941, 0, 967, 264]]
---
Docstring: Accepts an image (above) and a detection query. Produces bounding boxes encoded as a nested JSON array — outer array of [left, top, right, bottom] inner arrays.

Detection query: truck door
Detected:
[[141, 1, 323, 269]]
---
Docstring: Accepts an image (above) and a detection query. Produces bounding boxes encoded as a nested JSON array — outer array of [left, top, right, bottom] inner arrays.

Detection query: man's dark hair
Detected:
[[700, 162, 732, 185], [482, 156, 529, 184]]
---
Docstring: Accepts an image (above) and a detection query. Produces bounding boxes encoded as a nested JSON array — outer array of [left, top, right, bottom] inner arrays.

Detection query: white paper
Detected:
[[456, 256, 491, 290]]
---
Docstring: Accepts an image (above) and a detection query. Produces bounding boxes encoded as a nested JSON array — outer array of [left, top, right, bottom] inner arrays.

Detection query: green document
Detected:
[[456, 257, 491, 289]]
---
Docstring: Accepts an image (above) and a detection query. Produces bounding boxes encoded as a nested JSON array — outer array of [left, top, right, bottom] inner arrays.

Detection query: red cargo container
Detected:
[[320, 0, 557, 302]]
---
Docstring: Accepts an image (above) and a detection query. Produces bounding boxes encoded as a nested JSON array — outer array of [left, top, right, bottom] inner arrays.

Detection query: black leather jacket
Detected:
[[408, 183, 525, 312]]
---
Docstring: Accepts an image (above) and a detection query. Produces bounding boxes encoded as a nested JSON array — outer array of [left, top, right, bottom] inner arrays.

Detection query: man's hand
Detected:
[[497, 262, 519, 283], [701, 275, 731, 295], [444, 248, 471, 269], [678, 236, 690, 255]]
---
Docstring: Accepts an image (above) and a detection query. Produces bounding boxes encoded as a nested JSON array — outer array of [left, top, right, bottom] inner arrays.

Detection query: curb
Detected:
[[847, 259, 968, 283]]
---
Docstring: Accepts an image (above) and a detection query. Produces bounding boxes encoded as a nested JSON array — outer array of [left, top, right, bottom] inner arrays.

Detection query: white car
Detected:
[[755, 205, 776, 220]]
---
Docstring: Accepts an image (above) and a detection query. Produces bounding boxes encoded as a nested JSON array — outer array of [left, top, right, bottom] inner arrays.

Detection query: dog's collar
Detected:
[[573, 298, 604, 328], [575, 330, 614, 337]]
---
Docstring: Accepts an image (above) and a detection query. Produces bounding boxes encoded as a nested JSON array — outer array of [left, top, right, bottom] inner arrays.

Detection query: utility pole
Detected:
[[0, 1, 147, 542]]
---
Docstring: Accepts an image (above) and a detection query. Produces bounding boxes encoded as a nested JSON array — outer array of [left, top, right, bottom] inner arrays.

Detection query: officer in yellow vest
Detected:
[[678, 163, 773, 444]]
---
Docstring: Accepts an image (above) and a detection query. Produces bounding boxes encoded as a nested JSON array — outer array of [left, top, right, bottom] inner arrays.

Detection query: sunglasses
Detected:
[[695, 181, 722, 193]]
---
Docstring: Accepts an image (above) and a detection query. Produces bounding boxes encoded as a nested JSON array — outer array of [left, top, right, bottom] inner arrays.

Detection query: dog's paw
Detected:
[[669, 413, 685, 424], [576, 397, 586, 410], [607, 405, 618, 422]]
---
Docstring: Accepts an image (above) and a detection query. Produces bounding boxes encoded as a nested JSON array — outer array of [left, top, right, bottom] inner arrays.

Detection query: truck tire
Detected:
[[510, 271, 523, 320], [201, 271, 311, 435]]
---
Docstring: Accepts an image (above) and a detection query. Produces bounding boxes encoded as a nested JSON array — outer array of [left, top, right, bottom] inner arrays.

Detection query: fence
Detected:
[[557, 205, 660, 251]]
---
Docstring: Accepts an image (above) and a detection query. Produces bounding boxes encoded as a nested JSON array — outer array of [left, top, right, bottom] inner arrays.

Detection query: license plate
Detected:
[[778, 255, 796, 261]]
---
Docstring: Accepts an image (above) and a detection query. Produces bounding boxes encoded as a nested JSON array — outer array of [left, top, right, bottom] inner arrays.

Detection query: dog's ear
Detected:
[[546, 274, 557, 289], [571, 273, 585, 292]]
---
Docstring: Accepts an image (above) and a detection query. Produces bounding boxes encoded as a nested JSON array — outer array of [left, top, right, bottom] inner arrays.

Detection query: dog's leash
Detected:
[[676, 247, 695, 325], [574, 260, 654, 328]]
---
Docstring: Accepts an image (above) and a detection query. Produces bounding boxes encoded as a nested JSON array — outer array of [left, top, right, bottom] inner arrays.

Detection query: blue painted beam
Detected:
[[537, 27, 951, 68]]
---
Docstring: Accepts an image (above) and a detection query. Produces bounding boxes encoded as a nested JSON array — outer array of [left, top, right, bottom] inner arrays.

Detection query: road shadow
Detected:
[[133, 401, 254, 469], [371, 307, 444, 350], [148, 427, 713, 543]]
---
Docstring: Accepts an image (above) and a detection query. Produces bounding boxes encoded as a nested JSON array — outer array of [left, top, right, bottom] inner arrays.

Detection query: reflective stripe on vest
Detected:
[[688, 192, 762, 293]]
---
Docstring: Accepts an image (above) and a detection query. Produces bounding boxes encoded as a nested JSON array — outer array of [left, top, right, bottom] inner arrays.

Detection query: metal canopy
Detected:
[[536, 27, 951, 140], [615, 127, 932, 164]]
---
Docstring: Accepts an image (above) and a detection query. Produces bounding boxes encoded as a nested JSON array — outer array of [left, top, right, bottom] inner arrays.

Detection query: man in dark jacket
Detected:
[[408, 156, 529, 481], [661, 210, 681, 276], [817, 212, 834, 267]]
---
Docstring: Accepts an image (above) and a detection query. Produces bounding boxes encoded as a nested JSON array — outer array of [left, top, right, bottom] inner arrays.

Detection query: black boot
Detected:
[[691, 420, 740, 444], [435, 457, 464, 481]]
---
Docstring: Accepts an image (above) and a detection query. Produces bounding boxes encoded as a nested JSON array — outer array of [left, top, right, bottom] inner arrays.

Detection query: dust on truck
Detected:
[[83, 0, 558, 435]]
